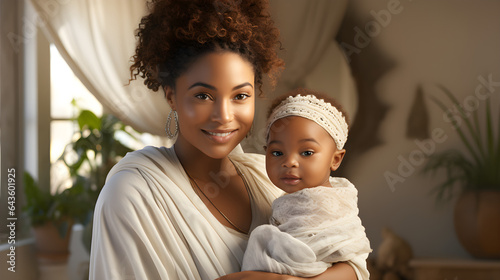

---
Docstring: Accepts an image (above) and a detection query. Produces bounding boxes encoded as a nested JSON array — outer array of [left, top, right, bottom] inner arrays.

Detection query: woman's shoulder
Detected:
[[97, 146, 179, 211], [115, 145, 174, 165], [107, 145, 178, 178], [95, 168, 154, 221]]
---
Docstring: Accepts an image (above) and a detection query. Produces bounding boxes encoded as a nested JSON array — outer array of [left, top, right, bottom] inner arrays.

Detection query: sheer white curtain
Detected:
[[31, 0, 355, 151], [30, 0, 171, 141]]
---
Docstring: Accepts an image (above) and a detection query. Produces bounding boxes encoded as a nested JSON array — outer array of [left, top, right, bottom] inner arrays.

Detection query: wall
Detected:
[[343, 0, 500, 258]]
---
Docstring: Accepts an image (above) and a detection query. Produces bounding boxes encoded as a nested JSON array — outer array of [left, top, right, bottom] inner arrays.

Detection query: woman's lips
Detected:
[[202, 129, 237, 144]]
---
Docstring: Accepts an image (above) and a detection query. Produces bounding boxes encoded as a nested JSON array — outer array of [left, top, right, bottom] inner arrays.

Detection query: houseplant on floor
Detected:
[[423, 85, 500, 259], [23, 105, 138, 265], [59, 105, 137, 254], [23, 172, 90, 264]]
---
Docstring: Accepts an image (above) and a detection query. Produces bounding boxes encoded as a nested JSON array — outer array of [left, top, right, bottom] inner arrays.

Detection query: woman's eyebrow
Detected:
[[232, 82, 253, 90], [188, 82, 253, 91], [188, 82, 216, 90]]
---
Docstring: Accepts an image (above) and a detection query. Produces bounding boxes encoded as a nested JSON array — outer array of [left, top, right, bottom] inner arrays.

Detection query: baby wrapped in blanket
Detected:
[[241, 91, 372, 278]]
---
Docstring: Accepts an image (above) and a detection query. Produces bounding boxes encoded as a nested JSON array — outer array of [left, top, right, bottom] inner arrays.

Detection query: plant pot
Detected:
[[32, 221, 74, 264], [454, 190, 500, 259]]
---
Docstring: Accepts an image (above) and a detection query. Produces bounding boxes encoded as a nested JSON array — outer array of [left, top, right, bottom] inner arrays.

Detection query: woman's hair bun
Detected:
[[130, 0, 284, 93]]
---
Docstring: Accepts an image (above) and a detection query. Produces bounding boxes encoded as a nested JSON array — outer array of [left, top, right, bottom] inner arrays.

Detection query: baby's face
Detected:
[[265, 116, 345, 193]]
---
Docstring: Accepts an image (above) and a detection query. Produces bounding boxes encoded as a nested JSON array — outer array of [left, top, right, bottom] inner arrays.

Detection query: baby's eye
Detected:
[[271, 151, 283, 157], [195, 93, 211, 100], [301, 151, 314, 156], [234, 93, 250, 100]]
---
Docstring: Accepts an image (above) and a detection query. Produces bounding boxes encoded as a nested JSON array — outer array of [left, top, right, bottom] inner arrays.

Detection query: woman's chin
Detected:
[[199, 141, 242, 159], [203, 147, 236, 159]]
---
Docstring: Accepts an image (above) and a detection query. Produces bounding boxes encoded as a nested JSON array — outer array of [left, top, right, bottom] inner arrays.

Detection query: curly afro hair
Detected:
[[129, 0, 284, 94]]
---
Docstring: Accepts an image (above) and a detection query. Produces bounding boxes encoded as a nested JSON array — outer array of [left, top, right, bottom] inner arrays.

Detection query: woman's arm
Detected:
[[217, 262, 357, 280]]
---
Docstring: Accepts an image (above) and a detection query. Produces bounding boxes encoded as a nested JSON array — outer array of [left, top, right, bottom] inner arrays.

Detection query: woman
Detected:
[[89, 0, 367, 279]]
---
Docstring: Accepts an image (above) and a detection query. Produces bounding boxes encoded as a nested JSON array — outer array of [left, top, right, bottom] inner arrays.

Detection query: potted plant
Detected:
[[23, 172, 90, 263], [59, 104, 137, 253], [423, 85, 500, 259]]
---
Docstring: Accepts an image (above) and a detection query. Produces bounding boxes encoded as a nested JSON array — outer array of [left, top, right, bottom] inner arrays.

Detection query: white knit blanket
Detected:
[[241, 177, 372, 277]]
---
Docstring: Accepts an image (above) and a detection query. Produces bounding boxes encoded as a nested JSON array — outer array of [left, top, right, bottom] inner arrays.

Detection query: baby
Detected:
[[241, 89, 372, 278]]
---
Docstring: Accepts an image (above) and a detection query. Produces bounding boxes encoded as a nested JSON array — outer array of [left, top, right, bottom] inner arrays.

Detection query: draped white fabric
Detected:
[[90, 146, 282, 279], [241, 179, 371, 279], [30, 0, 355, 151], [30, 0, 171, 139]]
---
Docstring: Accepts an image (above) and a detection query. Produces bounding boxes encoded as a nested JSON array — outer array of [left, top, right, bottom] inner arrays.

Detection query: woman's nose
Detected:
[[212, 99, 233, 124]]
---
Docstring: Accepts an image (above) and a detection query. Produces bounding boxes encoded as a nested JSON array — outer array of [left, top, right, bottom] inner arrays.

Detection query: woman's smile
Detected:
[[202, 129, 238, 144]]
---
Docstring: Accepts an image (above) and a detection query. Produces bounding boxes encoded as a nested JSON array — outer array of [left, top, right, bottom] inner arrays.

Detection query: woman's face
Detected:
[[265, 116, 345, 193], [166, 52, 255, 159]]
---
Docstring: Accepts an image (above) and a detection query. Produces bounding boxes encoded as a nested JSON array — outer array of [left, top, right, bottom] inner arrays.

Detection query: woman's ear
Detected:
[[164, 86, 176, 110], [330, 149, 346, 171]]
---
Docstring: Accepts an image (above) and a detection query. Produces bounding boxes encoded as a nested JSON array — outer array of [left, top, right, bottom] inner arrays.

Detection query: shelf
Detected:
[[410, 258, 500, 280]]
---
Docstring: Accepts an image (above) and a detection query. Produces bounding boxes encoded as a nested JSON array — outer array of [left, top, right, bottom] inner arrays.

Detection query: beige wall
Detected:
[[344, 0, 500, 258]]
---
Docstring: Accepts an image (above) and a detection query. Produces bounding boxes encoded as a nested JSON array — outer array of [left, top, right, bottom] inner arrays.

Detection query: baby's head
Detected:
[[264, 89, 349, 193]]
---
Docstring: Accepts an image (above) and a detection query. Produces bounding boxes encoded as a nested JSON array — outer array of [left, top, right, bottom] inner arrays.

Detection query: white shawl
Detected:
[[241, 178, 372, 279], [89, 146, 369, 279]]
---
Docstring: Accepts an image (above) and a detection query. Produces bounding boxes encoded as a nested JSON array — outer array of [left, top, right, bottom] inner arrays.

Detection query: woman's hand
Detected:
[[217, 262, 357, 280]]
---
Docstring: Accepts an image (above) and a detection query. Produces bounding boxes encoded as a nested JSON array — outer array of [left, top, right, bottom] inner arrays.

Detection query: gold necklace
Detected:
[[185, 158, 250, 235]]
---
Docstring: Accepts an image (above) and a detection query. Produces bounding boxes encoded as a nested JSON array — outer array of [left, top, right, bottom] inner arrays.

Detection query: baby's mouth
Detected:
[[280, 175, 301, 185]]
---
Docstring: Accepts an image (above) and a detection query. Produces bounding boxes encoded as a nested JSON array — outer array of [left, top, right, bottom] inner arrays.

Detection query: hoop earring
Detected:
[[165, 110, 179, 139]]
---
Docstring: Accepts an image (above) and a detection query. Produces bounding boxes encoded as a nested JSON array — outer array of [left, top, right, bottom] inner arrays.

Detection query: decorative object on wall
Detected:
[[423, 85, 500, 259], [335, 3, 392, 173], [368, 227, 413, 280], [406, 85, 430, 140]]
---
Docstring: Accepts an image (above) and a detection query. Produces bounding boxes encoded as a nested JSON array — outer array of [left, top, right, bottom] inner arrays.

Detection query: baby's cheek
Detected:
[[266, 162, 279, 184]]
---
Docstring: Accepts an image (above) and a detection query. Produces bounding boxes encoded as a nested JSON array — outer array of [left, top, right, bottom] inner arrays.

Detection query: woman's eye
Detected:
[[301, 151, 314, 156], [234, 93, 250, 100], [195, 93, 211, 100], [271, 151, 283, 157]]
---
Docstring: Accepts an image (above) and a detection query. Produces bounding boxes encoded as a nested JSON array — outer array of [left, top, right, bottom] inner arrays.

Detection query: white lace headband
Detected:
[[266, 94, 349, 150]]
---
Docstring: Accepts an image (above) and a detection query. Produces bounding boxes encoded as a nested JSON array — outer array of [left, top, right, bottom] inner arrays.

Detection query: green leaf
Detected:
[[486, 98, 494, 151], [471, 101, 486, 160], [436, 84, 485, 159], [78, 110, 101, 131], [425, 84, 500, 205], [429, 94, 481, 165]]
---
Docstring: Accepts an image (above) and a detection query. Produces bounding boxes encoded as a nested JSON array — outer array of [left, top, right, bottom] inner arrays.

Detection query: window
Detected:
[[50, 44, 103, 192]]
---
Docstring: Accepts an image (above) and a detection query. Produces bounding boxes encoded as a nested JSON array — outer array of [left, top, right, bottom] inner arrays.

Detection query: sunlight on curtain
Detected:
[[30, 0, 171, 140]]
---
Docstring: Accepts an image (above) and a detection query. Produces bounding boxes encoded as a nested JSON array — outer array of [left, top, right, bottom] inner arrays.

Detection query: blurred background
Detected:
[[1, 0, 499, 279]]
